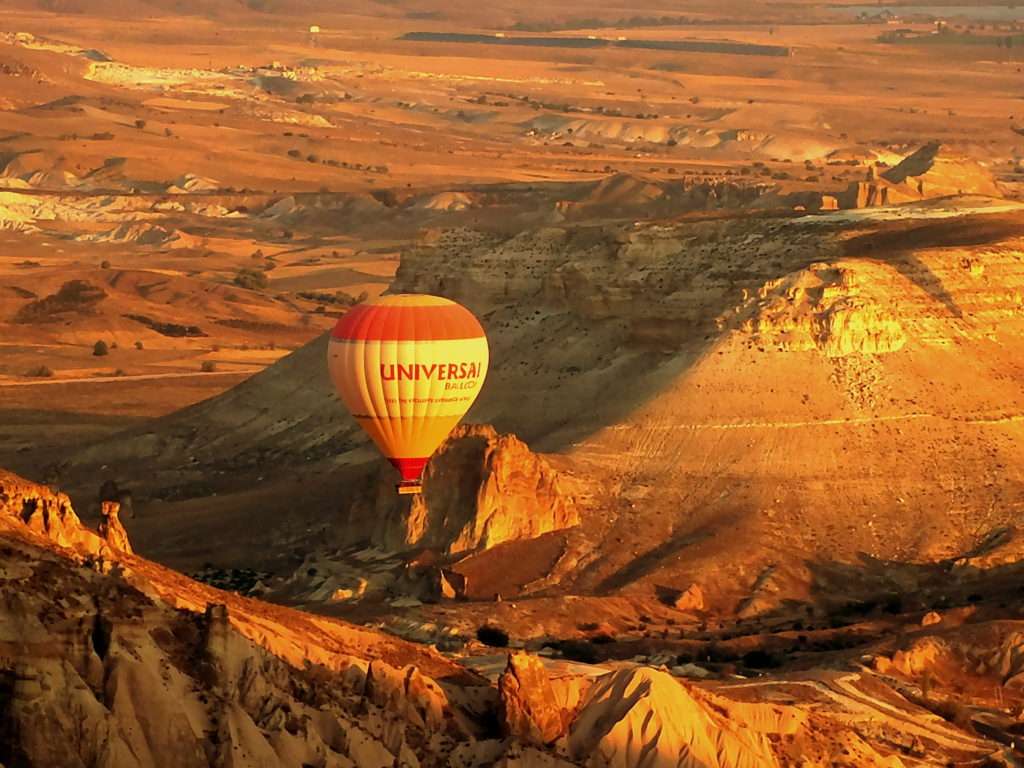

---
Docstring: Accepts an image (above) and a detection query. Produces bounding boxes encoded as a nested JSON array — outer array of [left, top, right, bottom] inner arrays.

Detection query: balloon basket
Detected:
[[396, 481, 422, 496]]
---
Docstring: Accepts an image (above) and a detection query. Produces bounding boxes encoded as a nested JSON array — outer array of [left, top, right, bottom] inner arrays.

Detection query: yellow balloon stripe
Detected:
[[328, 336, 489, 461]]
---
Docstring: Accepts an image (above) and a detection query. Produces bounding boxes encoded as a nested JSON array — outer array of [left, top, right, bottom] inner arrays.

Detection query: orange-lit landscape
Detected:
[[3, 1, 1024, 765]]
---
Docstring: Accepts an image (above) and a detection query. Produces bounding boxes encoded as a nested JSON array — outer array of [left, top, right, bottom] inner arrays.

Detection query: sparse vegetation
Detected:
[[126, 315, 206, 338], [558, 639, 600, 664], [476, 625, 509, 647], [14, 280, 107, 324], [93, 340, 109, 357], [233, 268, 269, 291], [297, 290, 368, 306]]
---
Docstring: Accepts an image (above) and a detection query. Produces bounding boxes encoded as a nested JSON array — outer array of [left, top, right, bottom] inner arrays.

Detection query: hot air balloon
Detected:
[[327, 294, 489, 495]]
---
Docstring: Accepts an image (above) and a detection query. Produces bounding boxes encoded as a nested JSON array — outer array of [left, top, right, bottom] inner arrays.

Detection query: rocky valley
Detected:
[[4, 0, 1024, 765]]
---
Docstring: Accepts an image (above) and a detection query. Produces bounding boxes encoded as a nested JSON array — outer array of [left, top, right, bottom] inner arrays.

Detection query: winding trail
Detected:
[[0, 370, 257, 387], [603, 410, 1024, 432]]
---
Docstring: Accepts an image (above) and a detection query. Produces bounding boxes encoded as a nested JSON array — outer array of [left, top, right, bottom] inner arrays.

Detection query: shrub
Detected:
[[93, 340, 109, 357], [558, 640, 600, 664], [134, 119, 146, 129], [200, 360, 218, 372], [100, 260, 111, 269], [476, 625, 509, 648], [233, 268, 268, 290], [134, 340, 144, 350], [25, 365, 54, 378], [741, 649, 784, 669], [15, 280, 107, 323]]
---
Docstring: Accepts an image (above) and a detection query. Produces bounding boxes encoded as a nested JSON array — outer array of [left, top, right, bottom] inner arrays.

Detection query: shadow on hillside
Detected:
[[842, 213, 1024, 320], [46, 206, 1024, 561], [893, 253, 963, 318], [743, 534, 1024, 634]]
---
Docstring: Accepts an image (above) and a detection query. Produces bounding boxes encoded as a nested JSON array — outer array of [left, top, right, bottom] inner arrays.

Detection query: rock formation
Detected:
[[98, 500, 132, 554], [837, 142, 1002, 209], [499, 653, 571, 745], [671, 584, 705, 612], [365, 424, 581, 556], [58, 208, 1024, 623], [0, 469, 106, 555], [0, 469, 487, 767], [568, 667, 781, 768], [1, 469, 1018, 766], [740, 262, 907, 357]]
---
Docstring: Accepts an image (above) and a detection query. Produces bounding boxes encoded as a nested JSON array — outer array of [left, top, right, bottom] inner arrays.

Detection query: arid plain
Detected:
[[3, 1, 1024, 765]]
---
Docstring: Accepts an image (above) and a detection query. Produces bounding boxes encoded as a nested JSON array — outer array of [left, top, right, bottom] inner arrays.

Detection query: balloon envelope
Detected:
[[327, 294, 489, 486]]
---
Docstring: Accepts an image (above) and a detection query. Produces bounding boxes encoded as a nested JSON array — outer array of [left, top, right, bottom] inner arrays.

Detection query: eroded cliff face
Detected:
[[835, 143, 1003, 209], [0, 469, 491, 768], [737, 262, 907, 357], [0, 469, 114, 556], [569, 667, 782, 768], [54, 203, 1024, 622], [4, 469, 1022, 767], [361, 424, 581, 556]]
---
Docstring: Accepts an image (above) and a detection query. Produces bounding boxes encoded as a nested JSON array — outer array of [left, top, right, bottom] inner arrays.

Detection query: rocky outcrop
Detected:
[[0, 470, 490, 767], [671, 584, 705, 612], [0, 469, 106, 555], [837, 142, 1002, 209], [0, 470, 1014, 766], [364, 660, 456, 735], [0, 533, 488, 768], [876, 627, 1024, 689], [367, 425, 581, 556], [98, 500, 132, 554], [882, 142, 1001, 198], [568, 667, 783, 768], [814, 296, 906, 356], [739, 262, 906, 357], [499, 653, 571, 745], [556, 174, 774, 220]]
